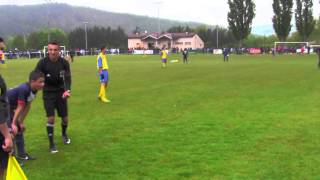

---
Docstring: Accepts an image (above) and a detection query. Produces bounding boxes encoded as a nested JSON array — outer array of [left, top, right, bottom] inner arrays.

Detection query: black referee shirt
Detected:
[[0, 75, 7, 125], [35, 56, 71, 92]]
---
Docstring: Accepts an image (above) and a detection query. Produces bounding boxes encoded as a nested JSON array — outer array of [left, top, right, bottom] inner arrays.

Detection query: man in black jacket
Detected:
[[0, 37, 13, 178], [35, 41, 71, 153], [182, 48, 188, 64], [317, 48, 320, 69], [223, 48, 230, 62]]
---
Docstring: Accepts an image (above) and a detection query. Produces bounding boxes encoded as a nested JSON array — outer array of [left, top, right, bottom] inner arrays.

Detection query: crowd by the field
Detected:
[[2, 46, 319, 60]]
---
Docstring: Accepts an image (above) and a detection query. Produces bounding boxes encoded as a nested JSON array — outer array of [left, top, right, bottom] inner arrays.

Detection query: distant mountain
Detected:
[[0, 3, 206, 38]]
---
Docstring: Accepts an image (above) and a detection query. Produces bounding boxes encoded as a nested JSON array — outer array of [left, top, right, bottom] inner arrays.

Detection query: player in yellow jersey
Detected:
[[160, 47, 168, 68], [97, 46, 110, 103]]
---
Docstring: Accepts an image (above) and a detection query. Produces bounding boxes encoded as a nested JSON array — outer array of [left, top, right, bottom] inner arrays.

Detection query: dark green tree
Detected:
[[69, 26, 127, 49], [49, 28, 69, 46], [185, 26, 193, 33], [195, 26, 237, 48], [272, 0, 293, 41], [167, 26, 193, 33], [111, 27, 127, 49], [11, 35, 26, 50], [87, 26, 106, 48], [309, 19, 320, 44], [68, 28, 85, 49], [227, 0, 256, 47], [132, 26, 141, 34], [295, 0, 316, 41], [26, 29, 48, 49], [26, 28, 68, 49], [195, 26, 210, 47]]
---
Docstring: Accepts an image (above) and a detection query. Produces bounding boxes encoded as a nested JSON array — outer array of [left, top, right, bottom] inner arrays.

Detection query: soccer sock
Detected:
[[46, 124, 54, 146], [101, 84, 106, 99], [61, 123, 68, 137], [99, 84, 103, 97], [105, 85, 108, 98], [15, 132, 26, 156]]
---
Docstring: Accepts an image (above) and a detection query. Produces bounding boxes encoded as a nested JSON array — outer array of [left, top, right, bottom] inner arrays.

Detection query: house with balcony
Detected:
[[128, 32, 204, 50]]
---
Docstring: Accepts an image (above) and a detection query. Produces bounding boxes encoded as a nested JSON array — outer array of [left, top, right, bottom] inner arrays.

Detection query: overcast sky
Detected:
[[1, 0, 320, 28]]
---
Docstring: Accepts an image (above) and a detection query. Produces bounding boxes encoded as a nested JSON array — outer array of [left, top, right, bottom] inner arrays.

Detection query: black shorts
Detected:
[[0, 135, 9, 172], [43, 91, 68, 118]]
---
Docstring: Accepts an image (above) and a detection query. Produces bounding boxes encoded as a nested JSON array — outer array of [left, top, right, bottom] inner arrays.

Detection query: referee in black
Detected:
[[0, 37, 13, 177], [35, 41, 71, 153], [317, 48, 320, 69], [182, 48, 189, 64]]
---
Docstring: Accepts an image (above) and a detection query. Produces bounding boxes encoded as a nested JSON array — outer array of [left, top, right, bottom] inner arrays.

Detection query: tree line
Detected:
[[227, 0, 318, 47], [4, 0, 320, 50], [164, 18, 320, 49], [6, 26, 127, 51]]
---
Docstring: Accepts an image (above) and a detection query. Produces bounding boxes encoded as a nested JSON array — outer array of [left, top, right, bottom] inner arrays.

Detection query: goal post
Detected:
[[43, 46, 66, 57], [274, 41, 309, 53], [310, 45, 320, 53], [309, 45, 320, 48]]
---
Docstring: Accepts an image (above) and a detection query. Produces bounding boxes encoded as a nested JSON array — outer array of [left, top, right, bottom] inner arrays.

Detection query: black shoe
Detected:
[[62, 135, 71, 145], [17, 153, 36, 160], [49, 145, 58, 154], [17, 159, 24, 167]]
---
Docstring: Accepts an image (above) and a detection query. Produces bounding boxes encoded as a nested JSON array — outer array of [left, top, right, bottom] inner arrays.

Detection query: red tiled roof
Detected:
[[128, 32, 196, 40], [171, 32, 196, 39]]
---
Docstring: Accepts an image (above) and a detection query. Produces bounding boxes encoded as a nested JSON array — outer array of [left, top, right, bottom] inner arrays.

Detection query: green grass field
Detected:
[[3, 53, 320, 179]]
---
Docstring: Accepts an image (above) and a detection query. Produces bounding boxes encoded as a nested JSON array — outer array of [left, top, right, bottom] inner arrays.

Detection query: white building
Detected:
[[128, 32, 204, 50]]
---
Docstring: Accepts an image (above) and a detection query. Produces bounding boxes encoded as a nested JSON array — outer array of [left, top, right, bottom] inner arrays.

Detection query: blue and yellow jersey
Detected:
[[97, 52, 108, 70], [161, 50, 168, 59]]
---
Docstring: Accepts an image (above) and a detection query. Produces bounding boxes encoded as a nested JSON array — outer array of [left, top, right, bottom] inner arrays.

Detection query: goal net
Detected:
[[310, 45, 320, 47], [310, 45, 320, 53], [274, 42, 309, 54]]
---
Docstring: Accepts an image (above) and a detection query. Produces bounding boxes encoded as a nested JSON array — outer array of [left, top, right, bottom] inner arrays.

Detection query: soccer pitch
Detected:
[[3, 53, 320, 179]]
